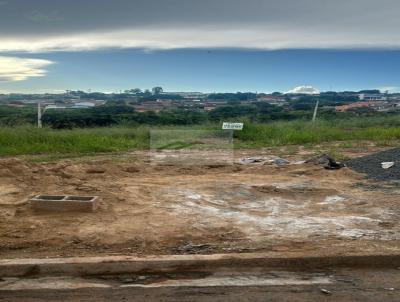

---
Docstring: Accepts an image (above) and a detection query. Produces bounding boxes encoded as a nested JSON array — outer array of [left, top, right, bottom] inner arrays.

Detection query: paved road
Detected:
[[1, 268, 399, 302]]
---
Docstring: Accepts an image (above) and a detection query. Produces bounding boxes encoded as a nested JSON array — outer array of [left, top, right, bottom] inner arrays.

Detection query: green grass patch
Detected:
[[0, 116, 399, 157], [0, 126, 149, 156], [235, 120, 400, 147]]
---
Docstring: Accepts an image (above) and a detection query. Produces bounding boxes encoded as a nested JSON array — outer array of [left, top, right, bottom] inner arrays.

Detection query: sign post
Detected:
[[37, 102, 42, 128], [222, 122, 244, 130], [312, 100, 319, 125]]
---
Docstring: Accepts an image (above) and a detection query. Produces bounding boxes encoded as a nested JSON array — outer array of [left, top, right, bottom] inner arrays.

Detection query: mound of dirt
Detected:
[[346, 148, 400, 181], [0, 159, 30, 177]]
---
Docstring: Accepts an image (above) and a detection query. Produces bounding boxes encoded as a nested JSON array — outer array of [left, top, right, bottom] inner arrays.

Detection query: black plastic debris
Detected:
[[306, 154, 345, 170]]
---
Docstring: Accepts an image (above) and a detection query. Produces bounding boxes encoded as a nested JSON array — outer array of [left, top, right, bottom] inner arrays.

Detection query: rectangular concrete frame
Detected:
[[30, 195, 99, 212]]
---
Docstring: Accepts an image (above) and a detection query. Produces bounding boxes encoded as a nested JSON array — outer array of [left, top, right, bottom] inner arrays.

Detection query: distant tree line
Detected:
[[0, 89, 396, 129]]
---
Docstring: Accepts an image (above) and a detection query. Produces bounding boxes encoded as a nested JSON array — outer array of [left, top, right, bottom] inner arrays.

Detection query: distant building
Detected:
[[358, 94, 387, 101], [204, 106, 216, 111], [335, 101, 386, 112], [45, 105, 67, 110], [257, 96, 286, 105], [70, 101, 96, 109], [162, 92, 206, 99]]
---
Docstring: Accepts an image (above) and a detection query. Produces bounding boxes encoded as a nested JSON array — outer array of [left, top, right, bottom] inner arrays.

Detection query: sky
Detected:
[[0, 0, 400, 93]]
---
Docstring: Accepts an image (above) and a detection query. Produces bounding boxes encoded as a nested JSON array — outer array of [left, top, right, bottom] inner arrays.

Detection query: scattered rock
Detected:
[[320, 288, 332, 295], [239, 156, 290, 165], [121, 278, 135, 284], [76, 185, 97, 192], [346, 148, 400, 181], [306, 154, 345, 170], [273, 158, 289, 166], [70, 238, 82, 244], [206, 164, 227, 169], [176, 241, 211, 254], [86, 168, 106, 174], [124, 166, 140, 173], [49, 164, 69, 173], [239, 156, 269, 164], [59, 172, 73, 179], [0, 168, 11, 177], [293, 160, 306, 165], [378, 221, 395, 228]]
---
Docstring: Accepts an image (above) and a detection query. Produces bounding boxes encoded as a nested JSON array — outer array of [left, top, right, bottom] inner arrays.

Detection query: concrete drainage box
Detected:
[[30, 195, 99, 212]]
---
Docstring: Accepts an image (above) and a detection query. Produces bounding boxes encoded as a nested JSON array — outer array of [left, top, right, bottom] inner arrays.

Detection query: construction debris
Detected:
[[306, 154, 345, 170], [30, 195, 99, 212], [1, 148, 399, 259], [346, 148, 400, 181], [320, 288, 332, 295], [86, 168, 106, 174], [238, 156, 290, 166], [273, 158, 289, 166], [238, 156, 269, 164], [176, 241, 211, 254], [381, 162, 395, 169]]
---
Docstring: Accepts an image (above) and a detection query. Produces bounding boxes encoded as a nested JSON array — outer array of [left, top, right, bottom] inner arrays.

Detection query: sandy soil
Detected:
[[0, 146, 399, 259]]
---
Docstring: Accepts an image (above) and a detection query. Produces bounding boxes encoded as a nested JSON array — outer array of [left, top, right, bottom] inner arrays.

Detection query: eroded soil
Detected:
[[0, 147, 399, 259]]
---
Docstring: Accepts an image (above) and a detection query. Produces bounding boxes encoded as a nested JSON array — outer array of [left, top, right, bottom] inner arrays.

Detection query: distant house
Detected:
[[45, 105, 67, 110], [257, 96, 286, 105], [358, 94, 387, 101], [335, 101, 386, 112], [70, 102, 96, 109], [133, 106, 163, 113]]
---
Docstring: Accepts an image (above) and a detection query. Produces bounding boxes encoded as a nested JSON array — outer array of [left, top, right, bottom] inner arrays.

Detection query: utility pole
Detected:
[[312, 100, 319, 125], [37, 102, 43, 128]]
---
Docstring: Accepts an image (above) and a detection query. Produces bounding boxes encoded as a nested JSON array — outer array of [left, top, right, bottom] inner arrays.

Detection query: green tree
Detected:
[[152, 87, 163, 95]]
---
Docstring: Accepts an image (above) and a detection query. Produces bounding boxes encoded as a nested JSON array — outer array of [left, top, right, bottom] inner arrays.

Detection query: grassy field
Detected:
[[0, 116, 399, 158], [235, 119, 400, 147]]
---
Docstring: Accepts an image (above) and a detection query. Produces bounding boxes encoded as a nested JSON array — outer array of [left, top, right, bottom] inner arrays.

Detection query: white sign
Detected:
[[222, 122, 244, 130]]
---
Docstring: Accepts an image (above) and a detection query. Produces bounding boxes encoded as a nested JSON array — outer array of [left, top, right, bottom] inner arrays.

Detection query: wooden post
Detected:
[[37, 102, 42, 128], [312, 100, 319, 125]]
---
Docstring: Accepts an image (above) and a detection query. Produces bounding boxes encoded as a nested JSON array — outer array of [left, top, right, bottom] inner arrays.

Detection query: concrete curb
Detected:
[[1, 253, 400, 277]]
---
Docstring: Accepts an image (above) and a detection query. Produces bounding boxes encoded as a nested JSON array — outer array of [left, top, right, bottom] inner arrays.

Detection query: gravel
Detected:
[[346, 148, 400, 181]]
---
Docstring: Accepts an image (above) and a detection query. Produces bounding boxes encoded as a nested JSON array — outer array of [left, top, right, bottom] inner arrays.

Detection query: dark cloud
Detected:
[[0, 0, 400, 51], [0, 0, 397, 34]]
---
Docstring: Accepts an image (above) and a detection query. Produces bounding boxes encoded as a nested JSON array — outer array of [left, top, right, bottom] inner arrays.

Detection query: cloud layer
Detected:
[[0, 56, 54, 81], [286, 86, 320, 95], [0, 0, 400, 52]]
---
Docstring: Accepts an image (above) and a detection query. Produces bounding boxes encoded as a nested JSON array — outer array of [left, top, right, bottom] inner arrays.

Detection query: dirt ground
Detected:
[[0, 144, 399, 259]]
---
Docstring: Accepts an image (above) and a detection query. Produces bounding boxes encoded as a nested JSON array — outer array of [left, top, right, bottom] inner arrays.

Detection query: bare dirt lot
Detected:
[[0, 145, 399, 259]]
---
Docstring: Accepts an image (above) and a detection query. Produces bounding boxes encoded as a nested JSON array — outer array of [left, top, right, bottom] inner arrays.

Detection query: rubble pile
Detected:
[[346, 148, 400, 181]]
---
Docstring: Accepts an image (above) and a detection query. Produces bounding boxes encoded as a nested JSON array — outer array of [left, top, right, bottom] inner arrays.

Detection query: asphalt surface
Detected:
[[1, 268, 399, 302], [346, 148, 400, 181]]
